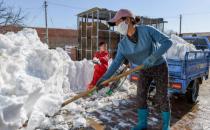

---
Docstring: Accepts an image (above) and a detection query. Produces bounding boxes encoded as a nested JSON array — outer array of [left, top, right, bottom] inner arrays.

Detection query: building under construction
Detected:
[[77, 7, 167, 60]]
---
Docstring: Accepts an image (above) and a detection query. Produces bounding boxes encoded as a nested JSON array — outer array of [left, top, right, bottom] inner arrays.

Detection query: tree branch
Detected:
[[0, 0, 25, 27]]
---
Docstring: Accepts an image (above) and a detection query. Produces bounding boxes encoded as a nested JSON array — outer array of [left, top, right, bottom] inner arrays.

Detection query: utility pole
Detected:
[[179, 14, 182, 36], [44, 0, 49, 45]]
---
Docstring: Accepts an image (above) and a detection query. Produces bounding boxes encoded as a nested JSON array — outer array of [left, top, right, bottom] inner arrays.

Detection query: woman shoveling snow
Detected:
[[95, 9, 172, 130]]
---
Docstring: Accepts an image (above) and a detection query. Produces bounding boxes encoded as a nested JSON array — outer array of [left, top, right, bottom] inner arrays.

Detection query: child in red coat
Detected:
[[87, 42, 109, 90]]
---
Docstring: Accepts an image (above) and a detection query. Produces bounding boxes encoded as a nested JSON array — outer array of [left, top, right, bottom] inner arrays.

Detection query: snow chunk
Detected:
[[73, 116, 87, 128], [33, 94, 62, 116], [0, 96, 27, 130]]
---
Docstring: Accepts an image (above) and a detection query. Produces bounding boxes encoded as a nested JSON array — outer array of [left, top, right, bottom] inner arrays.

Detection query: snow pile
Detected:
[[0, 28, 93, 130], [0, 29, 69, 96], [166, 34, 198, 60], [68, 59, 93, 92]]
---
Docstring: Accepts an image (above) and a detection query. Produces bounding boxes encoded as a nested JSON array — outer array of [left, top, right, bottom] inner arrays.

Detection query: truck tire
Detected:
[[186, 80, 199, 103]]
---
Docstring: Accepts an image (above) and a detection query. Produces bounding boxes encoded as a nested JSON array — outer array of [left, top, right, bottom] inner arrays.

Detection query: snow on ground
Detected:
[[61, 79, 137, 129], [0, 28, 93, 130]]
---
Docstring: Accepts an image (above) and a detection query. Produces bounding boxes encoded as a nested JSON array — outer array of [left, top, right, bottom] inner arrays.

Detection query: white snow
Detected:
[[68, 59, 94, 92], [0, 95, 27, 130], [61, 80, 136, 128], [0, 28, 94, 130], [73, 116, 87, 128], [112, 99, 120, 107], [166, 34, 198, 60]]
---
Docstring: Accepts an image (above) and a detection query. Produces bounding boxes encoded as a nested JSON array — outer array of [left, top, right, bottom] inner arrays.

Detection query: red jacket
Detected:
[[94, 51, 109, 71], [88, 51, 109, 89]]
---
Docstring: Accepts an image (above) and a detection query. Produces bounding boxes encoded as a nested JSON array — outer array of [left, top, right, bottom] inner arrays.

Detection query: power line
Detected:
[[183, 11, 210, 16], [50, 16, 54, 26], [151, 10, 210, 20], [26, 7, 43, 26], [24, 7, 43, 10], [48, 1, 87, 10]]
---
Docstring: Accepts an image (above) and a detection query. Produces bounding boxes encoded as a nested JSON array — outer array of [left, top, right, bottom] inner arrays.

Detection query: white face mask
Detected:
[[117, 21, 128, 35]]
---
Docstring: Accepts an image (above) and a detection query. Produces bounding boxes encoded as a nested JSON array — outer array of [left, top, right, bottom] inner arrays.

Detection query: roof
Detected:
[[77, 7, 166, 24], [77, 7, 117, 21], [139, 17, 166, 24]]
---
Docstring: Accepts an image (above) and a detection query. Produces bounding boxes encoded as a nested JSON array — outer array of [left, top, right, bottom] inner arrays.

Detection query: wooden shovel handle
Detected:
[[61, 64, 144, 107]]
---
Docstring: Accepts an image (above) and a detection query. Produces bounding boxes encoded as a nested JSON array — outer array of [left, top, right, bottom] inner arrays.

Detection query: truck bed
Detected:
[[168, 51, 210, 94]]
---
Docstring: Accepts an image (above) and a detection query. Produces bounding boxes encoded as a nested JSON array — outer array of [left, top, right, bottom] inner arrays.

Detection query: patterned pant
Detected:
[[137, 62, 170, 112]]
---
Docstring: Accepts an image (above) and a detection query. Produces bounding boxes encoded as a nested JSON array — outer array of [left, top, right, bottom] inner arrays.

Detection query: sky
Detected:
[[4, 0, 210, 33]]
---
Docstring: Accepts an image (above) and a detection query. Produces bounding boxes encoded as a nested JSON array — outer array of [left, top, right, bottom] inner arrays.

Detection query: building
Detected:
[[35, 27, 78, 49], [0, 25, 78, 60], [77, 7, 167, 60], [0, 25, 78, 49], [77, 7, 119, 60], [138, 17, 166, 32], [0, 25, 21, 33]]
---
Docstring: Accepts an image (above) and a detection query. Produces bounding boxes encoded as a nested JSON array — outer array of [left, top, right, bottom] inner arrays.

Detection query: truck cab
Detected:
[[182, 36, 210, 51]]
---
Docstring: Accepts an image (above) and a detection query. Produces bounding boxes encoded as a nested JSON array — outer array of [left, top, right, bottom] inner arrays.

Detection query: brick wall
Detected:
[[0, 25, 78, 49], [35, 27, 78, 49], [0, 25, 22, 33], [0, 25, 79, 60]]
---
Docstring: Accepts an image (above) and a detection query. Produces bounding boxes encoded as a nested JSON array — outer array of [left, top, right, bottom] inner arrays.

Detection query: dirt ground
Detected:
[[171, 78, 210, 130], [61, 77, 210, 130], [77, 78, 210, 130]]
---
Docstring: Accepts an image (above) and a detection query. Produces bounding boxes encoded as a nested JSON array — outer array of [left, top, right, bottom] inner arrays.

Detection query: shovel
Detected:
[[20, 64, 144, 129], [61, 64, 144, 107]]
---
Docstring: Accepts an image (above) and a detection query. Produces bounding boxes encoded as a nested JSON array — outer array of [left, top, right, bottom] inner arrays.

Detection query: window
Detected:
[[184, 38, 208, 50]]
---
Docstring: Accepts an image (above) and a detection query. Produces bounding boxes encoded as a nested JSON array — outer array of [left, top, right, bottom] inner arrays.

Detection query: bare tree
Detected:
[[0, 0, 25, 26]]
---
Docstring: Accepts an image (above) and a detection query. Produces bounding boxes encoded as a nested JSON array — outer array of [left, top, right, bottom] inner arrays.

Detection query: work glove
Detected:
[[92, 57, 101, 64], [96, 78, 106, 92], [142, 55, 157, 69]]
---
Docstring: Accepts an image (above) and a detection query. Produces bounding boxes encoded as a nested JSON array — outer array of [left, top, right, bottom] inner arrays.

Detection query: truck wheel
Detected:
[[186, 80, 199, 103]]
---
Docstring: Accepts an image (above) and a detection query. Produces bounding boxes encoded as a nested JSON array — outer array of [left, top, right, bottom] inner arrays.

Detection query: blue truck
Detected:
[[182, 36, 210, 50], [130, 51, 210, 104], [167, 51, 210, 103]]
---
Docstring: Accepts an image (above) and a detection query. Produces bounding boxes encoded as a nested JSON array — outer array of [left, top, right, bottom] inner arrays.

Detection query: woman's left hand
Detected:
[[142, 55, 157, 69]]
